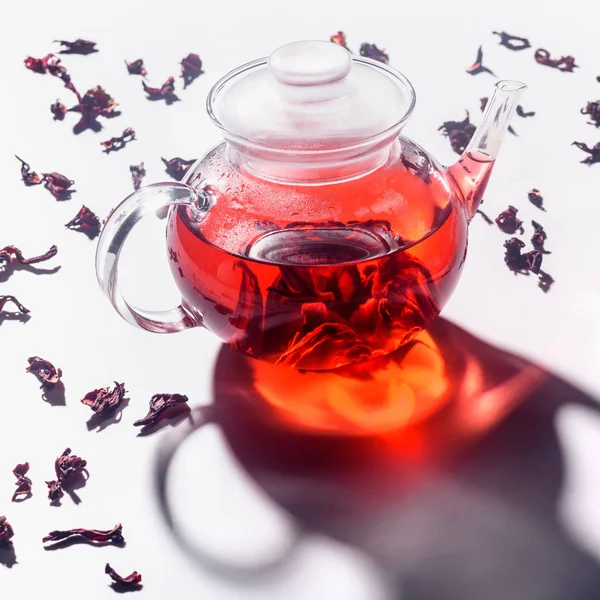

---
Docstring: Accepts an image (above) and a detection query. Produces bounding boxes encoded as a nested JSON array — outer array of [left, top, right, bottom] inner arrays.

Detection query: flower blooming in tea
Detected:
[[142, 76, 179, 104], [359, 43, 389, 64], [105, 563, 142, 590], [41, 172, 75, 200], [0, 244, 57, 266], [26, 356, 62, 388], [12, 463, 32, 502], [43, 523, 124, 546], [65, 205, 101, 239], [495, 206, 524, 234], [51, 100, 67, 120], [572, 141, 600, 165], [438, 112, 476, 155], [126, 59, 147, 77], [528, 188, 545, 210], [162, 157, 196, 180], [466, 46, 495, 76], [180, 53, 203, 88], [0, 516, 14, 546], [0, 295, 30, 317], [129, 163, 146, 190], [330, 31, 348, 48], [492, 31, 531, 51], [68, 86, 120, 134], [55, 39, 98, 55], [15, 156, 43, 186], [100, 128, 136, 153], [81, 382, 127, 418], [581, 101, 600, 128], [535, 49, 578, 72], [134, 393, 189, 428]]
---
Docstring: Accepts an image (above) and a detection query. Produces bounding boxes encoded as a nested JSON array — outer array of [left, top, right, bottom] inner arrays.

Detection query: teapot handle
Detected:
[[96, 182, 207, 333]]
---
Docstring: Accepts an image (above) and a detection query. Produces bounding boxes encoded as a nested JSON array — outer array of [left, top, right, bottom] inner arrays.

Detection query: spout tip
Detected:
[[495, 80, 528, 92]]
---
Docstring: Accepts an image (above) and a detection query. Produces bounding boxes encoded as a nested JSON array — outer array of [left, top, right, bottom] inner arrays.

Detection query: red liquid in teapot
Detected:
[[167, 141, 475, 370]]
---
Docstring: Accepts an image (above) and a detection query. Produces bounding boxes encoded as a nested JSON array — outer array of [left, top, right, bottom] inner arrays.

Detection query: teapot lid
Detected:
[[207, 40, 416, 152]]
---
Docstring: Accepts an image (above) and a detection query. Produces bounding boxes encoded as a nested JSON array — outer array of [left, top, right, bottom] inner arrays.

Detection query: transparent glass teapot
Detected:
[[96, 40, 525, 371]]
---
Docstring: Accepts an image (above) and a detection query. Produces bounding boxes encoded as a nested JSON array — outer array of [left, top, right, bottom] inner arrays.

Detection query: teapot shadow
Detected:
[[156, 318, 600, 599]]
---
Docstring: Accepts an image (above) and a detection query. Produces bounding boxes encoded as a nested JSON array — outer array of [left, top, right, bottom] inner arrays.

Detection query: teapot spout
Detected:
[[449, 80, 527, 220]]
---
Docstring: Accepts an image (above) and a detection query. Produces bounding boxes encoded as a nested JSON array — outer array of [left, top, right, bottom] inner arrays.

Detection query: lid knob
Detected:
[[268, 40, 352, 86]]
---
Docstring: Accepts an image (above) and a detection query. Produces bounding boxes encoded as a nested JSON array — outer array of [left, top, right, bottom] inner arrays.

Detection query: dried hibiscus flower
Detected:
[[0, 295, 30, 317], [26, 356, 62, 388], [55, 448, 87, 482], [100, 127, 136, 153], [105, 563, 142, 590], [359, 43, 389, 64], [134, 393, 189, 428], [572, 141, 600, 165], [162, 157, 196, 180], [43, 523, 124, 546], [46, 480, 64, 504], [126, 59, 147, 77], [65, 205, 101, 239], [528, 188, 545, 210], [42, 172, 75, 200], [466, 46, 495, 76], [55, 39, 98, 55], [24, 54, 77, 95], [581, 101, 600, 128], [439, 112, 476, 155], [495, 205, 524, 234], [492, 31, 531, 51], [81, 382, 127, 418], [129, 163, 146, 190], [531, 220, 548, 252], [0, 516, 14, 546], [51, 100, 67, 120], [181, 53, 203, 88], [0, 244, 57, 266], [330, 31, 348, 48], [15, 155, 43, 186], [503, 237, 542, 274], [538, 271, 554, 293], [12, 463, 32, 502], [535, 49, 578, 72], [68, 86, 120, 134], [142, 76, 179, 104]]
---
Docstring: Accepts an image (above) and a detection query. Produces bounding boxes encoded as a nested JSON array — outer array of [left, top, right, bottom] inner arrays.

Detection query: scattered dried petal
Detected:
[[26, 356, 62, 387], [134, 393, 189, 427], [503, 237, 543, 275], [12, 463, 32, 502], [129, 163, 146, 190], [105, 563, 142, 589], [41, 172, 75, 200], [0, 245, 57, 266], [161, 157, 196, 180], [126, 59, 147, 77], [330, 31, 348, 48], [142, 77, 179, 104], [43, 524, 124, 546], [581, 101, 600, 128], [15, 155, 43, 186], [495, 205, 524, 234], [531, 220, 548, 252], [54, 448, 87, 483], [65, 205, 101, 238], [55, 39, 98, 55], [527, 188, 544, 210], [466, 46, 495, 76], [535, 48, 578, 72], [46, 480, 64, 503], [0, 516, 14, 546], [492, 31, 531, 51], [51, 100, 67, 120], [438, 112, 476, 154], [24, 54, 78, 95], [81, 382, 127, 418], [180, 53, 203, 88], [68, 86, 120, 134], [359, 43, 389, 64], [0, 295, 30, 316], [100, 127, 136, 153], [572, 141, 600, 165]]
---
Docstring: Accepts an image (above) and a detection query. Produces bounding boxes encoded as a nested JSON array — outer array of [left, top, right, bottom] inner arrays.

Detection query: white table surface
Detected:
[[1, 0, 600, 598]]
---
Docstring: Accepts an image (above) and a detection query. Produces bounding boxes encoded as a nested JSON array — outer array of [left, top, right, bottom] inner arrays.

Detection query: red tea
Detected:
[[167, 140, 473, 370]]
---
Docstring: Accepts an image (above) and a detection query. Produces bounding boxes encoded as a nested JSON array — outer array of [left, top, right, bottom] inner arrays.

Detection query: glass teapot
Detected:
[[96, 40, 525, 371]]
